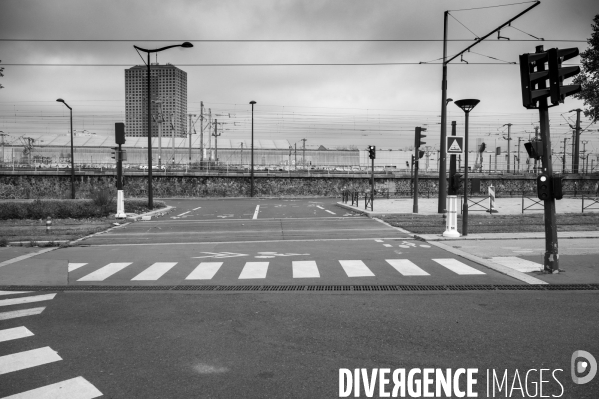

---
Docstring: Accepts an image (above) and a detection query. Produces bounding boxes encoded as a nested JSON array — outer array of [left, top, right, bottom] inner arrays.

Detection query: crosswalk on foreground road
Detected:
[[0, 291, 103, 398], [69, 258, 486, 282]]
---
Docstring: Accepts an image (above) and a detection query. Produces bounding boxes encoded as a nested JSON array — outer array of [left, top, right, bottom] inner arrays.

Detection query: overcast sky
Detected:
[[0, 0, 597, 156]]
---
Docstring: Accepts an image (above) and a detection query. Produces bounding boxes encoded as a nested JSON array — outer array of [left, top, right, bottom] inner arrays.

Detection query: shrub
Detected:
[[0, 237, 8, 247]]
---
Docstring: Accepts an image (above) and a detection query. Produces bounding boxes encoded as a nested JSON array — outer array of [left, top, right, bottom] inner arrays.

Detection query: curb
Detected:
[[126, 205, 175, 221], [336, 202, 398, 218], [414, 232, 599, 241]]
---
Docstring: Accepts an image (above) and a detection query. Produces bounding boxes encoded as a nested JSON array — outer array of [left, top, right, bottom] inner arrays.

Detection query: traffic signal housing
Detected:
[[524, 141, 543, 160], [548, 47, 581, 106], [415, 127, 427, 148], [537, 173, 552, 200], [449, 173, 462, 194], [552, 175, 564, 200], [115, 122, 126, 145], [368, 145, 376, 160], [418, 150, 425, 159], [111, 147, 118, 161], [519, 51, 550, 109]]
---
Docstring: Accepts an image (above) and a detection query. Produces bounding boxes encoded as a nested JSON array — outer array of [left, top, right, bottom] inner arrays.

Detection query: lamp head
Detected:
[[454, 99, 480, 113], [249, 101, 256, 105], [56, 98, 64, 103], [446, 98, 453, 104], [181, 42, 193, 48]]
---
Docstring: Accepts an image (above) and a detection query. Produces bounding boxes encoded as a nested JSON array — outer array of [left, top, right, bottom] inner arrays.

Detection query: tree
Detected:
[[573, 14, 599, 122]]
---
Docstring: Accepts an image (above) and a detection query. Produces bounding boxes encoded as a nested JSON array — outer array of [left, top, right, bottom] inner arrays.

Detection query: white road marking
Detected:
[[192, 206, 202, 211], [177, 211, 191, 217], [186, 262, 223, 280], [383, 244, 393, 247], [252, 205, 260, 219], [0, 294, 56, 308], [316, 205, 325, 209], [0, 291, 32, 296], [0, 347, 62, 375], [386, 259, 430, 276], [0, 307, 45, 321], [339, 260, 375, 277], [489, 257, 543, 272], [68, 263, 88, 272], [325, 210, 336, 214], [131, 262, 177, 281], [193, 252, 248, 259], [238, 262, 269, 279], [0, 327, 34, 343], [432, 259, 486, 275], [3, 376, 103, 399], [77, 263, 132, 281], [374, 239, 384, 243], [292, 261, 320, 278]]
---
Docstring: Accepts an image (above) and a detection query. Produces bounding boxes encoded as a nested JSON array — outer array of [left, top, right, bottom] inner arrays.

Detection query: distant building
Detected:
[[125, 63, 187, 138]]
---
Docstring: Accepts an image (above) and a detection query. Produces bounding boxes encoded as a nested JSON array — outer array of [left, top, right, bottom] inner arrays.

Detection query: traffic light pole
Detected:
[[413, 145, 419, 214], [370, 156, 374, 211]]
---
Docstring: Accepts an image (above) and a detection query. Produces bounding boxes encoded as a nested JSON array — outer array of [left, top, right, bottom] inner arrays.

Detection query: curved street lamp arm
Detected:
[[133, 43, 189, 53]]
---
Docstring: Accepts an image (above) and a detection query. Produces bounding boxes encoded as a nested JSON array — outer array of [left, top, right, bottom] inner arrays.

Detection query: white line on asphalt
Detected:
[[252, 205, 260, 219], [0, 307, 45, 321], [0, 247, 58, 269], [383, 244, 393, 247], [432, 259, 486, 275], [339, 260, 375, 277], [386, 259, 430, 276], [68, 263, 88, 272], [85, 237, 414, 247], [0, 327, 34, 343], [186, 262, 223, 280], [292, 261, 320, 278], [2, 376, 103, 399], [131, 262, 177, 281], [77, 263, 132, 281], [0, 347, 62, 375], [374, 239, 384, 243], [193, 206, 202, 211], [489, 257, 542, 273], [177, 211, 191, 217], [316, 205, 325, 209], [0, 294, 56, 308], [0, 291, 32, 296], [239, 262, 269, 279], [325, 210, 336, 214]]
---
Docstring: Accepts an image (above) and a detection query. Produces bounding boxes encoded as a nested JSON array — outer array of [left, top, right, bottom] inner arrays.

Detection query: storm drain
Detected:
[[0, 284, 598, 292]]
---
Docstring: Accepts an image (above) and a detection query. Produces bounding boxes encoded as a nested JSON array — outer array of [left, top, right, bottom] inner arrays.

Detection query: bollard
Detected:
[[46, 217, 52, 234], [487, 185, 498, 213], [443, 196, 460, 237]]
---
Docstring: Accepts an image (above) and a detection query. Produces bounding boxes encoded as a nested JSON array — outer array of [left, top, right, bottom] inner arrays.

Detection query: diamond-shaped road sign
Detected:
[[447, 136, 464, 154]]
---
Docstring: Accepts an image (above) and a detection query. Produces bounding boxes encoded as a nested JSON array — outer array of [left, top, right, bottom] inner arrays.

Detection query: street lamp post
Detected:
[[249, 101, 256, 197], [454, 99, 480, 236], [133, 42, 193, 209], [56, 99, 75, 199], [0, 131, 7, 165]]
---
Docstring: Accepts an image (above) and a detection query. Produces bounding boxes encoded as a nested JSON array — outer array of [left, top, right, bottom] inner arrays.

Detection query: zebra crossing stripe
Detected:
[[0, 294, 56, 308], [292, 261, 320, 278], [2, 376, 103, 399], [0, 347, 62, 375], [325, 210, 336, 214], [339, 260, 375, 277], [77, 262, 132, 281], [0, 291, 32, 296], [386, 259, 430, 276], [186, 262, 223, 280], [0, 327, 34, 343], [68, 263, 88, 272], [432, 259, 486, 275], [132, 262, 177, 281], [0, 307, 45, 321], [239, 262, 269, 279]]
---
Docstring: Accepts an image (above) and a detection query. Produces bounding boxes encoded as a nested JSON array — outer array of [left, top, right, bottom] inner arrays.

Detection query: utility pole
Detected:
[[517, 137, 523, 173], [294, 143, 297, 170], [503, 123, 512, 173], [208, 108, 212, 161], [562, 137, 569, 173], [213, 119, 221, 163], [534, 126, 540, 173], [170, 113, 175, 165], [200, 102, 204, 163], [240, 142, 244, 166], [572, 108, 582, 173], [0, 132, 8, 164], [188, 113, 196, 165], [301, 138, 307, 168], [582, 140, 588, 174]]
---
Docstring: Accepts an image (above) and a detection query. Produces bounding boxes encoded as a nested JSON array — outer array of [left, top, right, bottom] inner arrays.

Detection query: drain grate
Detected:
[[0, 284, 598, 292]]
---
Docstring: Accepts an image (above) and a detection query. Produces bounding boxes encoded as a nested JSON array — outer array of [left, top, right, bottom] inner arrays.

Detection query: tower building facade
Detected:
[[125, 63, 187, 138]]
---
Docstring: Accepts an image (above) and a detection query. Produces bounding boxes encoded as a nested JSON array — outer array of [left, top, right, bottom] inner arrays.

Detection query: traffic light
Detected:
[[449, 173, 462, 194], [552, 175, 564, 200], [115, 122, 126, 145], [368, 145, 376, 160], [548, 47, 581, 106], [418, 150, 425, 159], [415, 127, 427, 148], [405, 161, 409, 167], [524, 141, 543, 160], [537, 173, 552, 200], [519, 51, 550, 109], [111, 147, 118, 161]]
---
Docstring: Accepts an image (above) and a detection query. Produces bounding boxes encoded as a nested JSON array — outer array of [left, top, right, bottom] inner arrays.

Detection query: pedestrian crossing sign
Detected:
[[447, 136, 464, 154]]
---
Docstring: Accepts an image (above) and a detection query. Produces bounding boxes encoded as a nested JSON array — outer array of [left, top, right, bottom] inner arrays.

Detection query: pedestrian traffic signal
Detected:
[[406, 161, 409, 167], [552, 175, 564, 200], [524, 141, 543, 160], [548, 47, 581, 106], [111, 147, 118, 160], [537, 173, 552, 200], [415, 127, 427, 148], [519, 51, 550, 109], [368, 145, 376, 160], [449, 173, 462, 194]]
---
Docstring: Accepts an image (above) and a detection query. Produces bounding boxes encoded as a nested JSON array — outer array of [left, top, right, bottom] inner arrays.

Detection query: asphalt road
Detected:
[[1, 291, 598, 398]]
